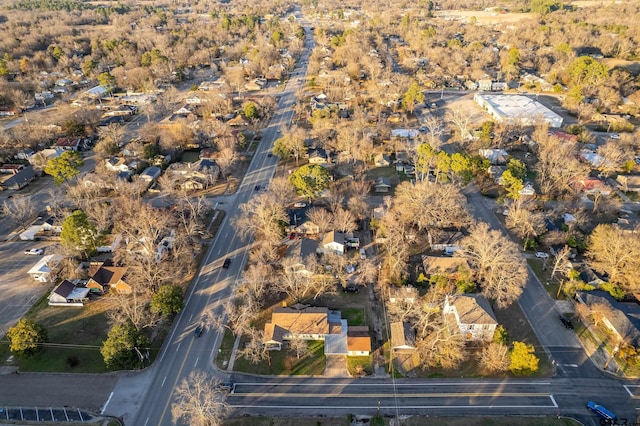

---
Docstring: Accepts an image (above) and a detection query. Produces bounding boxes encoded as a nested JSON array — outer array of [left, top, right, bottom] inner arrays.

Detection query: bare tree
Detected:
[[422, 115, 445, 151], [171, 370, 228, 426], [505, 198, 546, 249], [479, 342, 510, 374], [3, 195, 36, 229], [550, 245, 572, 281], [587, 224, 640, 291], [534, 129, 588, 196], [232, 193, 287, 246], [108, 291, 160, 331], [447, 108, 472, 143], [333, 207, 357, 234], [216, 297, 260, 338], [306, 207, 333, 234], [416, 326, 467, 369], [288, 337, 309, 359], [268, 175, 297, 206], [461, 222, 528, 309], [241, 329, 270, 365]]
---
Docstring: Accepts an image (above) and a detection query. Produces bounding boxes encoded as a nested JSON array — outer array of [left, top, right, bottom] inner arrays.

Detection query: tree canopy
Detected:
[[101, 322, 150, 369], [44, 150, 84, 185], [6, 318, 47, 357], [60, 209, 103, 257], [150, 284, 184, 316], [289, 164, 331, 199]]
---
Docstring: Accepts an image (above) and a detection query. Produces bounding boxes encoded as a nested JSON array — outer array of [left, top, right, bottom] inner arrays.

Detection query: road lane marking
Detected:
[[161, 376, 167, 387], [194, 357, 199, 368], [100, 392, 113, 414], [176, 342, 181, 352], [229, 392, 550, 398], [143, 417, 149, 426], [624, 385, 639, 397], [235, 382, 551, 387], [561, 364, 578, 367], [550, 395, 558, 407], [229, 404, 558, 409]]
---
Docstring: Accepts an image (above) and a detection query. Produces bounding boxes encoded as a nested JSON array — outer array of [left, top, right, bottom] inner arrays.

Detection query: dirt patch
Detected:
[[433, 9, 537, 26]]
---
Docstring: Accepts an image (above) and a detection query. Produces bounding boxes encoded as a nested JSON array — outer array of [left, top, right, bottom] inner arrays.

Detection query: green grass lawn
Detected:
[[527, 258, 563, 300], [215, 329, 236, 370], [1, 293, 112, 372], [342, 308, 365, 326], [347, 355, 373, 376], [233, 340, 326, 375]]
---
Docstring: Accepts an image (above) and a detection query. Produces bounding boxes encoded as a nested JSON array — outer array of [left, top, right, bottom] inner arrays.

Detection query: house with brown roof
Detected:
[[389, 321, 417, 353], [422, 255, 472, 280], [263, 304, 343, 350], [87, 262, 131, 294], [444, 294, 498, 342], [347, 326, 371, 356]]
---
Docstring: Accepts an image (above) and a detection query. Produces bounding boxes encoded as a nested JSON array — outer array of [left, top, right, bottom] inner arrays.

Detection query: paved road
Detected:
[[102, 10, 316, 426]]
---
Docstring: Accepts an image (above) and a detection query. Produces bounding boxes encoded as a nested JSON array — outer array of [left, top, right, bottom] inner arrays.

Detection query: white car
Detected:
[[293, 202, 307, 208], [535, 252, 549, 259], [24, 248, 44, 255], [609, 133, 620, 139]]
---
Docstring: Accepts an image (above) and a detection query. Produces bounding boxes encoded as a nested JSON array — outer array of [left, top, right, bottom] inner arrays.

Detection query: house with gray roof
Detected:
[[444, 294, 498, 342], [576, 291, 640, 346]]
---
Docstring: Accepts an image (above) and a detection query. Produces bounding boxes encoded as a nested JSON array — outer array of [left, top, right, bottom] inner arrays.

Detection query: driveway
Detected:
[[324, 355, 349, 377]]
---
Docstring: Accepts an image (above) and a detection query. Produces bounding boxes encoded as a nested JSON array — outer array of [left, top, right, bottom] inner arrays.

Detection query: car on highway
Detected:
[[194, 324, 204, 338], [267, 153, 273, 157], [586, 401, 616, 421], [254, 185, 261, 191], [222, 258, 231, 269], [535, 252, 549, 259], [24, 248, 44, 255]]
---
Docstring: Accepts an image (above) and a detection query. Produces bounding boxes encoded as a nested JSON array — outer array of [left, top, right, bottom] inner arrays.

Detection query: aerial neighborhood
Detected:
[[0, 0, 640, 424]]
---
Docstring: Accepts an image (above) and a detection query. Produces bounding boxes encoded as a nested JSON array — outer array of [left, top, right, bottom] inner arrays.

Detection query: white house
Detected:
[[474, 94, 563, 128], [319, 231, 345, 255], [444, 294, 498, 342], [28, 254, 64, 282], [48, 280, 90, 306]]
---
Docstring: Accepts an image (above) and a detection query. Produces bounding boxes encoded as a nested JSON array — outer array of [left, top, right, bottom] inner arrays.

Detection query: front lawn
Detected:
[[233, 340, 326, 376], [347, 355, 373, 376]]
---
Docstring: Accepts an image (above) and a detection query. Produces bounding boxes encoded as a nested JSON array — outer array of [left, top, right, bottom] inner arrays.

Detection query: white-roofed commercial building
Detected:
[[474, 94, 563, 128]]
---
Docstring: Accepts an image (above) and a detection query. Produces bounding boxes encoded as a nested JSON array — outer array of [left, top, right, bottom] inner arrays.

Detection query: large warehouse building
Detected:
[[474, 94, 563, 128]]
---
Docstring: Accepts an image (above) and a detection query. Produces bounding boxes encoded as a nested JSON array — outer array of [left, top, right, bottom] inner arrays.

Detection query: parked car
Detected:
[[194, 324, 204, 338], [293, 202, 307, 208], [343, 285, 359, 293], [24, 248, 44, 255], [535, 252, 549, 259], [586, 401, 616, 421], [359, 248, 366, 260], [609, 133, 620, 139], [559, 315, 574, 329], [222, 258, 231, 269]]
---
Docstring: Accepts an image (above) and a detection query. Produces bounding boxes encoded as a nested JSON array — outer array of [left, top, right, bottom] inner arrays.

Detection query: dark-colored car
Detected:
[[222, 258, 231, 269], [254, 185, 261, 191], [343, 285, 359, 293], [267, 153, 273, 158], [559, 315, 574, 329], [194, 324, 204, 338]]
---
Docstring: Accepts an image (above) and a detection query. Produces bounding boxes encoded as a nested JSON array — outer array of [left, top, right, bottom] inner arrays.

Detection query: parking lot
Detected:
[[0, 241, 56, 336], [0, 406, 94, 423]]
